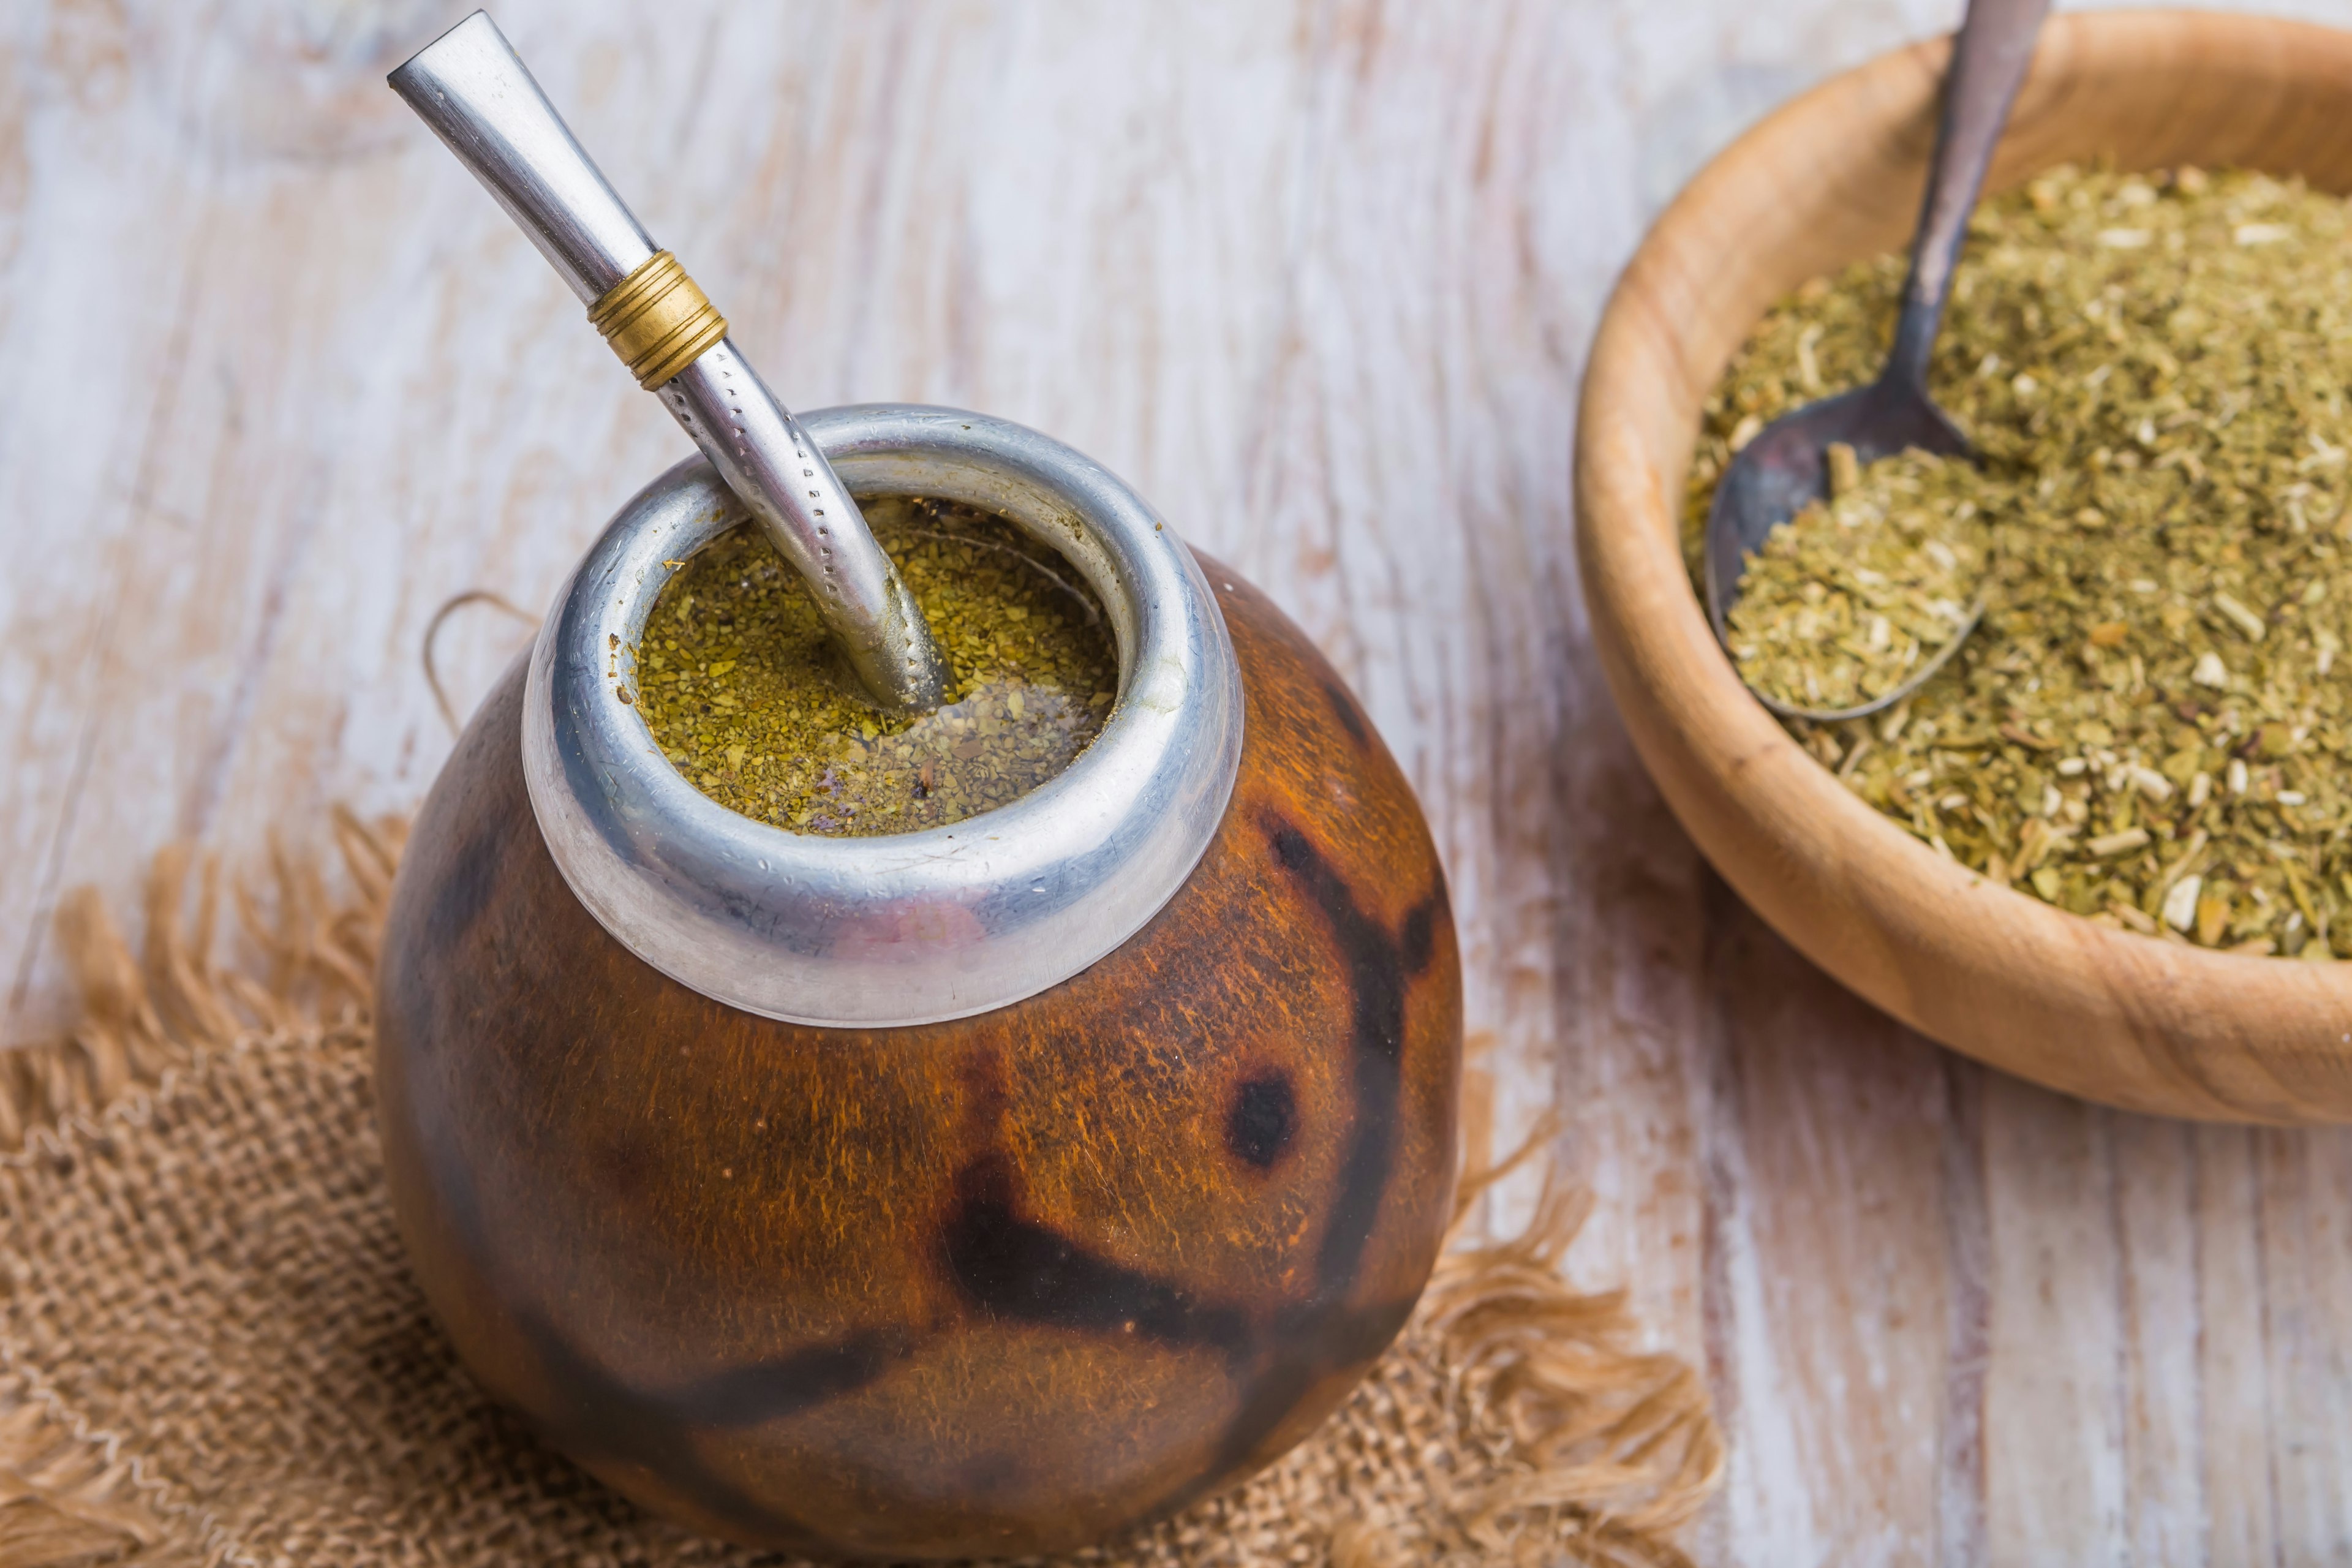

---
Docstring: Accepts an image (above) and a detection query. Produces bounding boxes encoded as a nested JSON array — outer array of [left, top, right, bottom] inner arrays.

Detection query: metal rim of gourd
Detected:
[[522, 403, 1245, 1027]]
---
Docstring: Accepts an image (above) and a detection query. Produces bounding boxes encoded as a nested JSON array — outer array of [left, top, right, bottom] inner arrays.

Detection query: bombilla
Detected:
[[389, 11, 949, 714]]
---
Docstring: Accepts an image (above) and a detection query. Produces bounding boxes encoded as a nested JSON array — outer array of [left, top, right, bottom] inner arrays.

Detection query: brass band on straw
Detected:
[[588, 250, 728, 388]]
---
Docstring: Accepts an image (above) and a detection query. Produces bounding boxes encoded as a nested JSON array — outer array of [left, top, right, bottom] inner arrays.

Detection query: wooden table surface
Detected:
[[7, 2, 2350, 1561]]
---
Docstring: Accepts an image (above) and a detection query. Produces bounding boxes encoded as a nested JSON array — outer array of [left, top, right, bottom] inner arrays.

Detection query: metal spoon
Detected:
[[1703, 0, 2049, 723], [390, 12, 950, 714]]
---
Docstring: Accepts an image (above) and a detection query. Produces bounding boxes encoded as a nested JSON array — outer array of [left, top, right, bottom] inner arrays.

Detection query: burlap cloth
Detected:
[[0, 815, 1721, 1568]]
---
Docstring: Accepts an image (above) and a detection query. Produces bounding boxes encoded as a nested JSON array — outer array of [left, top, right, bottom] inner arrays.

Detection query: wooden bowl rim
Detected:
[[1575, 8, 2352, 1122]]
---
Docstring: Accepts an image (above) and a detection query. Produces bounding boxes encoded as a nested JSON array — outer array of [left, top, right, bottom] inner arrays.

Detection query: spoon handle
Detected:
[[1885, 0, 2052, 391], [390, 11, 948, 713]]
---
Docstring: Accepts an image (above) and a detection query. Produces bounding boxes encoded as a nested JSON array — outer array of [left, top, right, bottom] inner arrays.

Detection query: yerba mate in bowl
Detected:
[[1697, 165, 2352, 960], [1577, 10, 2352, 1121]]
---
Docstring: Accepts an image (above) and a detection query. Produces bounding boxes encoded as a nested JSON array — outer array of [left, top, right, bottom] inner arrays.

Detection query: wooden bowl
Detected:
[[1575, 10, 2352, 1124], [374, 558, 1461, 1559]]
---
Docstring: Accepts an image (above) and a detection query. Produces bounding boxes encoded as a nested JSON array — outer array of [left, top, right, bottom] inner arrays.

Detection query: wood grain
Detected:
[[7, 1, 2352, 1560]]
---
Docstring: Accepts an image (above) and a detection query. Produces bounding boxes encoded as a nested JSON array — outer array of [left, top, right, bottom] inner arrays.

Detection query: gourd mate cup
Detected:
[[374, 404, 1463, 1557], [1576, 10, 2352, 1123]]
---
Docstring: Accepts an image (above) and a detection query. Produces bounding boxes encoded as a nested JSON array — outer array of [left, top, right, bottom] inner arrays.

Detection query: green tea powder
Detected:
[[636, 497, 1118, 838], [1692, 165, 2352, 958]]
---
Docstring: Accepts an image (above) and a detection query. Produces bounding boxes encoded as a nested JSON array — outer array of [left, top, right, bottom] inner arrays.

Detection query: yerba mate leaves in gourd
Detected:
[[637, 498, 1118, 837], [1692, 164, 2352, 959]]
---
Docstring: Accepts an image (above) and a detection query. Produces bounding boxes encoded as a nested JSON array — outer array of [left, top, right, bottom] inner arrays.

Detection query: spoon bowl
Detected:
[[1703, 0, 2046, 722], [1701, 379, 1977, 721]]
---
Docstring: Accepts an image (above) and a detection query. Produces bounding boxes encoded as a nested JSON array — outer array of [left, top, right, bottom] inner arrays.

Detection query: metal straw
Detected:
[[390, 10, 949, 713]]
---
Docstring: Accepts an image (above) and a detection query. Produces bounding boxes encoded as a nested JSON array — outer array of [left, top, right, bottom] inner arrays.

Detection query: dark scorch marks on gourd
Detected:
[[940, 1045, 1254, 1357], [934, 809, 1448, 1455], [1226, 1071, 1299, 1169], [426, 814, 508, 956], [395, 1051, 900, 1548], [939, 1153, 1252, 1356], [516, 1309, 914, 1550], [665, 1328, 919, 1426], [1182, 812, 1446, 1480], [1265, 815, 1442, 1293], [409, 788, 1446, 1540], [1321, 677, 1371, 748]]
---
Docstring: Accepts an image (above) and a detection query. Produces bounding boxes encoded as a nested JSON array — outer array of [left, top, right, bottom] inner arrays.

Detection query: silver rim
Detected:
[[521, 404, 1244, 1027]]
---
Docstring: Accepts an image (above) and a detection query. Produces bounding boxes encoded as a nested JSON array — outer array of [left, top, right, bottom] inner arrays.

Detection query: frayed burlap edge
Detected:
[[0, 813, 1721, 1568]]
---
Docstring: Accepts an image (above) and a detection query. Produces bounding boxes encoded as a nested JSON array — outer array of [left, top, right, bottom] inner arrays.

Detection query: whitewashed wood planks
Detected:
[[3, 1, 2349, 1561]]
